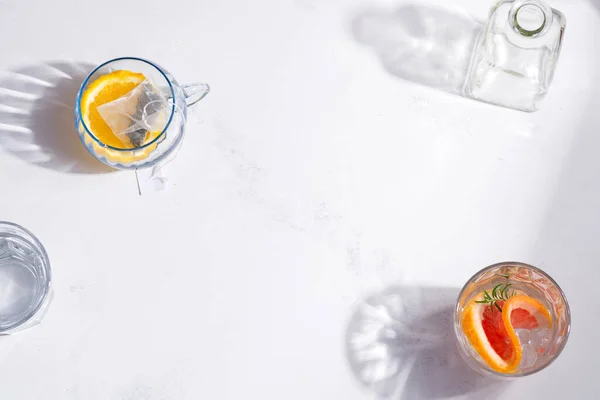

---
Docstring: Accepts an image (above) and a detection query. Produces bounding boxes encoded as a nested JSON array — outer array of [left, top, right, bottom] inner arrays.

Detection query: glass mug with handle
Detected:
[[74, 57, 209, 169]]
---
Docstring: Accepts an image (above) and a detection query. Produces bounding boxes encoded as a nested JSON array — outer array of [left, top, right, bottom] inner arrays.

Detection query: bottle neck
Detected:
[[509, 0, 553, 37]]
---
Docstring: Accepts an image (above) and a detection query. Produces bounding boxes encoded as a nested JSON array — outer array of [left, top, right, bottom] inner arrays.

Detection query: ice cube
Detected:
[[531, 328, 552, 354], [516, 328, 531, 345], [520, 343, 538, 369]]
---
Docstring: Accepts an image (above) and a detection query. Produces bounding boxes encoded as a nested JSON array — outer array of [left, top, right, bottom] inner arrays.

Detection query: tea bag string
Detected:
[[141, 97, 187, 130], [135, 98, 187, 195]]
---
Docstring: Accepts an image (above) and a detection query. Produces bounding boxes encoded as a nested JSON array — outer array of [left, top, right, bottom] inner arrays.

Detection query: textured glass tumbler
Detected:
[[454, 262, 570, 377], [0, 222, 51, 333], [464, 0, 566, 111]]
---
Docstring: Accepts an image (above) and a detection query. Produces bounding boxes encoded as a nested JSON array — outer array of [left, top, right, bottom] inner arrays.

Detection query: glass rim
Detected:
[[454, 261, 571, 378], [75, 56, 176, 152], [0, 221, 52, 333], [509, 0, 554, 38]]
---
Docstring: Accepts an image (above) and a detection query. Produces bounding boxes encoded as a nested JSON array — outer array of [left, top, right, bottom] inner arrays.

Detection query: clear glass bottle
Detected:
[[464, 0, 566, 112]]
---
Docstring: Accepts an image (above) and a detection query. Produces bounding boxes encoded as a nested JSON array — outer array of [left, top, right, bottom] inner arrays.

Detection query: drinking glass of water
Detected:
[[0, 222, 52, 333]]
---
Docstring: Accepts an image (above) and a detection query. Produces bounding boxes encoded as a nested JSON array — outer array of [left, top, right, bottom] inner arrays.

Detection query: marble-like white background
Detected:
[[0, 0, 597, 398]]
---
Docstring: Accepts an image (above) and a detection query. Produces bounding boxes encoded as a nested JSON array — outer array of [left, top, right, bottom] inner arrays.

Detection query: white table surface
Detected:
[[0, 0, 598, 398]]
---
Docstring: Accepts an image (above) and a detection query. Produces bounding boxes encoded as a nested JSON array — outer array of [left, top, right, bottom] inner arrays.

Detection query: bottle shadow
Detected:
[[351, 3, 482, 96], [0, 61, 114, 174], [346, 286, 509, 399]]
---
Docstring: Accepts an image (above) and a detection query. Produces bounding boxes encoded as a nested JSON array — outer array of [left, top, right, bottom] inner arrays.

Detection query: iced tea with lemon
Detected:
[[455, 262, 570, 377]]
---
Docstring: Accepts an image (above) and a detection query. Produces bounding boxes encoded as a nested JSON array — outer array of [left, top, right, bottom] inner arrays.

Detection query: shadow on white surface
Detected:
[[346, 286, 509, 399], [0, 61, 114, 174], [351, 3, 482, 96]]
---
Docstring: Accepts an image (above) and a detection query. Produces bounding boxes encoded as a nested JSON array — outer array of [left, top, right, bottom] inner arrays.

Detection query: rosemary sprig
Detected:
[[474, 282, 515, 313]]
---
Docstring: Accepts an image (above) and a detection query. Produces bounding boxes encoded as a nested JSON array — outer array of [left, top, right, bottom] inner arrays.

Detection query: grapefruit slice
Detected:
[[462, 293, 552, 373], [503, 295, 553, 353]]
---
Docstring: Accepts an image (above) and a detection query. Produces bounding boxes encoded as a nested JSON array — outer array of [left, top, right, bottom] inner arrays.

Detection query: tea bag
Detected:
[[97, 80, 171, 148]]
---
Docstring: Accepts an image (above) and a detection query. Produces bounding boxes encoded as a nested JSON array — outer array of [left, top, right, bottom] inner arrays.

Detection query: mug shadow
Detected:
[[351, 3, 482, 95], [346, 286, 510, 399], [0, 61, 114, 174]]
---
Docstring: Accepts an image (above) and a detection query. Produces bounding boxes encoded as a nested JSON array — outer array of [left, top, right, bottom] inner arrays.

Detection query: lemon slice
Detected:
[[81, 70, 146, 148]]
